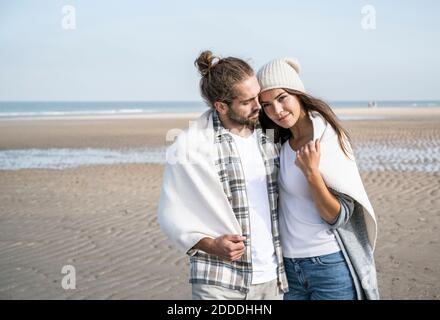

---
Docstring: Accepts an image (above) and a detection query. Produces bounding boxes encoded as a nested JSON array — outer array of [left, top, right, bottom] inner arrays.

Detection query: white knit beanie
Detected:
[[256, 58, 305, 93]]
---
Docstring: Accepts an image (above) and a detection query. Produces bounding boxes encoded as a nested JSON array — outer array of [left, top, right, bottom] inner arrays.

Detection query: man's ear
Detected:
[[213, 101, 228, 115]]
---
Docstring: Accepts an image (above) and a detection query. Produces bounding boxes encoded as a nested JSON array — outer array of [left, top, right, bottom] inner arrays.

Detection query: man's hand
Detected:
[[194, 234, 246, 261]]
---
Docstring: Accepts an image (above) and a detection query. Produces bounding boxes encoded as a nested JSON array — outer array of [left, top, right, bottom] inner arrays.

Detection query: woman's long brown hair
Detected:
[[259, 89, 353, 158]]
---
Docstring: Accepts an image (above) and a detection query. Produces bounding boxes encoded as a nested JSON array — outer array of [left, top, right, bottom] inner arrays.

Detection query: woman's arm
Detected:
[[295, 140, 353, 224], [327, 190, 356, 228], [304, 169, 341, 223]]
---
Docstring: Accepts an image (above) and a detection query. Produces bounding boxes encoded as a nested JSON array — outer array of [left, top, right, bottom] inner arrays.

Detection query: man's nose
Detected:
[[252, 98, 261, 110]]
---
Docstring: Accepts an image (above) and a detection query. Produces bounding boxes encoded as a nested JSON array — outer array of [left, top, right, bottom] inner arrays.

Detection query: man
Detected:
[[157, 50, 288, 300]]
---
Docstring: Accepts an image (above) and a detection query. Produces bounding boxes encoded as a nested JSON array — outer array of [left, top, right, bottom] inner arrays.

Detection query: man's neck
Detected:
[[218, 114, 254, 138]]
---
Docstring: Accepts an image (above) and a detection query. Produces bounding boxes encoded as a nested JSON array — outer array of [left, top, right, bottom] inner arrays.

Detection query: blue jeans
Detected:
[[283, 251, 356, 300]]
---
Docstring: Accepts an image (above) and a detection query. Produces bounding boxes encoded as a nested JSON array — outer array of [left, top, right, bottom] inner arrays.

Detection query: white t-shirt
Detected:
[[278, 114, 341, 258], [231, 131, 278, 284]]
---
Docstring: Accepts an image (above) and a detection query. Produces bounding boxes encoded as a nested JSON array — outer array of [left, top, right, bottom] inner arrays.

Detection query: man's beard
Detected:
[[226, 108, 259, 127]]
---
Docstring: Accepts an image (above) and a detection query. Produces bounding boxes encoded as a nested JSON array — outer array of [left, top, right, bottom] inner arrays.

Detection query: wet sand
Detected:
[[0, 108, 439, 299]]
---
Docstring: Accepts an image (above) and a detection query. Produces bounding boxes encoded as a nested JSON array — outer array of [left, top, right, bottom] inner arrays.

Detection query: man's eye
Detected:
[[278, 96, 286, 102]]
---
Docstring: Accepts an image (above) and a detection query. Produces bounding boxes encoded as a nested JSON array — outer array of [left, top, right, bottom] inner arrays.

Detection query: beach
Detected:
[[0, 107, 439, 299]]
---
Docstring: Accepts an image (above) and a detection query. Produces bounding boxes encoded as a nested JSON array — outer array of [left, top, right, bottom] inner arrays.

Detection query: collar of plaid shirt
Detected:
[[189, 110, 288, 294]]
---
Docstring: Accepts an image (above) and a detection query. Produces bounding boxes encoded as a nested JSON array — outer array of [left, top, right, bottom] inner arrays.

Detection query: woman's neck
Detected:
[[289, 109, 313, 141]]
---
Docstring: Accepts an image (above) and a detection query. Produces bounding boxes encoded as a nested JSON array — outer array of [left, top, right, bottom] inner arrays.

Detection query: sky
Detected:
[[0, 0, 439, 101]]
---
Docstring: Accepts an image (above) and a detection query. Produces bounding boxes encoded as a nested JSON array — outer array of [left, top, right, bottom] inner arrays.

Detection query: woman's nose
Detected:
[[273, 102, 283, 114]]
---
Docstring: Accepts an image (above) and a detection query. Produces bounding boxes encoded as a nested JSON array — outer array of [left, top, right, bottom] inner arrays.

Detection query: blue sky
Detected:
[[0, 0, 439, 101]]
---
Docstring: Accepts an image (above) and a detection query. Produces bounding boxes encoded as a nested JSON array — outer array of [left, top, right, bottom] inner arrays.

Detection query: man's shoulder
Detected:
[[165, 110, 217, 164], [256, 128, 281, 160], [169, 109, 214, 145]]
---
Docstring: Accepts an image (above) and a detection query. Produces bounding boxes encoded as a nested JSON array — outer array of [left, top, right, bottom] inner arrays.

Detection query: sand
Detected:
[[0, 107, 438, 149], [0, 108, 439, 299]]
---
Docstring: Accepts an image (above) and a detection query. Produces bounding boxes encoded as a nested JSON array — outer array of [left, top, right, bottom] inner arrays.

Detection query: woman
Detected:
[[256, 58, 379, 300]]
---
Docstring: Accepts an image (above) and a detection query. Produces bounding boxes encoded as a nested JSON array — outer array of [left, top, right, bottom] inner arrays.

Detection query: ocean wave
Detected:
[[0, 147, 166, 170], [0, 109, 158, 117], [1, 141, 439, 172]]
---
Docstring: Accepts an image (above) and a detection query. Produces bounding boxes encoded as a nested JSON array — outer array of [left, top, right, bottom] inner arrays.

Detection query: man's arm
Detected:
[[191, 235, 246, 262]]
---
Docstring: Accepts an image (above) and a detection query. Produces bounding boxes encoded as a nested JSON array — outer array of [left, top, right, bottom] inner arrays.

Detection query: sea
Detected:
[[0, 100, 439, 119], [0, 100, 439, 171]]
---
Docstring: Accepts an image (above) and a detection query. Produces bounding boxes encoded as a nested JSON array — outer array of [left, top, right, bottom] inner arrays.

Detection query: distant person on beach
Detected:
[[157, 51, 288, 300], [368, 101, 378, 108], [257, 58, 379, 299]]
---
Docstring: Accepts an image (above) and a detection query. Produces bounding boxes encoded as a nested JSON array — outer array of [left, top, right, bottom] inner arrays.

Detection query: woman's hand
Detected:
[[295, 139, 321, 179], [294, 139, 341, 224]]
